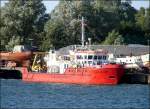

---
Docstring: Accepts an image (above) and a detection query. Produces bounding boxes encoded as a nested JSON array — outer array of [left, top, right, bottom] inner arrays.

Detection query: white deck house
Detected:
[[58, 44, 149, 69]]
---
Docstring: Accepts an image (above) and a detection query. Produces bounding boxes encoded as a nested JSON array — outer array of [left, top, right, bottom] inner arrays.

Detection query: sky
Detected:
[[1, 0, 150, 13]]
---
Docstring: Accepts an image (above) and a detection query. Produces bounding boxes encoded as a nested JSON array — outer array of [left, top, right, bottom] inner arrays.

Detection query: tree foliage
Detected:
[[135, 7, 150, 40], [0, 0, 47, 51], [102, 30, 123, 45], [0, 0, 149, 51]]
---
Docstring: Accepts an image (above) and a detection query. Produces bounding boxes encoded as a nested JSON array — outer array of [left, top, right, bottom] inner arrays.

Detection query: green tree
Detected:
[[116, 2, 149, 45], [135, 7, 147, 31], [1, 0, 46, 51], [0, 7, 5, 51], [46, 1, 95, 48], [43, 0, 148, 50], [102, 30, 122, 45], [5, 36, 22, 51], [135, 7, 150, 42], [114, 34, 125, 45], [118, 2, 137, 22], [42, 19, 70, 50]]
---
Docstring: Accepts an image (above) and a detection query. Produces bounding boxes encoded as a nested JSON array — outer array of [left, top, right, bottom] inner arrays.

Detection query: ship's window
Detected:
[[64, 56, 70, 61], [77, 55, 83, 59], [88, 55, 93, 59], [98, 56, 102, 60], [97, 61, 102, 65], [88, 61, 92, 65], [64, 64, 68, 69], [93, 61, 97, 65], [103, 56, 106, 60], [94, 55, 97, 60]]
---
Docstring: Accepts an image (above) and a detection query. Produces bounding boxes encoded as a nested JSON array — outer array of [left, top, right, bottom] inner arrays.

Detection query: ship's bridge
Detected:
[[74, 49, 108, 66]]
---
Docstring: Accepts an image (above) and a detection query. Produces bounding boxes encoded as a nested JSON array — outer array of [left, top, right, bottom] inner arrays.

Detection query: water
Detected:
[[1, 79, 150, 109]]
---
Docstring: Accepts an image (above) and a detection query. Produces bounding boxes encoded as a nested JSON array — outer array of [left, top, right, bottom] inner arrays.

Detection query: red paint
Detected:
[[22, 64, 124, 85]]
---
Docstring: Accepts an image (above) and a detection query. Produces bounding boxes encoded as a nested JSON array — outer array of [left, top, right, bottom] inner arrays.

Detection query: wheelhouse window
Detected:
[[88, 61, 92, 65], [94, 55, 97, 60], [103, 56, 107, 60], [98, 56, 102, 60], [93, 61, 97, 65], [64, 64, 68, 69], [77, 55, 83, 59], [97, 61, 102, 65], [64, 56, 70, 61], [84, 55, 87, 59], [88, 55, 93, 59]]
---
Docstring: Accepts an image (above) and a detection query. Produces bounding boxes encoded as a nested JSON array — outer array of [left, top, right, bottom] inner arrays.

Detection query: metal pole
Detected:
[[81, 17, 85, 47], [88, 38, 91, 50], [88, 38, 91, 46]]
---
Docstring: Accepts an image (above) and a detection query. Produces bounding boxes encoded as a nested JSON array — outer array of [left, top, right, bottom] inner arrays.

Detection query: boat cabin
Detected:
[[44, 49, 109, 73], [74, 49, 108, 67]]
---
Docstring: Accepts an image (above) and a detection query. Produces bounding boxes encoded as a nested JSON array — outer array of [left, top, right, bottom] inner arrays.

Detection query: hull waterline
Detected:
[[22, 64, 124, 85]]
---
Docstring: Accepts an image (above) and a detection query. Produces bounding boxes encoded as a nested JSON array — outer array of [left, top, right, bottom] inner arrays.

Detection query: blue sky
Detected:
[[1, 0, 150, 13]]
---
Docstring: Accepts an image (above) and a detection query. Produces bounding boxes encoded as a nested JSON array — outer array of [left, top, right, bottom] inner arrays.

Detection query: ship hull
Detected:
[[22, 64, 124, 85]]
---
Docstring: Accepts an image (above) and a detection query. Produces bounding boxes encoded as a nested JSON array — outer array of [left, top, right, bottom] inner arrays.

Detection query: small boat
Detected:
[[0, 45, 32, 67], [0, 52, 32, 62]]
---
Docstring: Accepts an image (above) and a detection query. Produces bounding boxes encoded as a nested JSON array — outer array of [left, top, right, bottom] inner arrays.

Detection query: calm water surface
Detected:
[[1, 79, 150, 108]]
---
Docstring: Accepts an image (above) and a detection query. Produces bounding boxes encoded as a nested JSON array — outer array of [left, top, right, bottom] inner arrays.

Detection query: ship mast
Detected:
[[81, 16, 85, 47]]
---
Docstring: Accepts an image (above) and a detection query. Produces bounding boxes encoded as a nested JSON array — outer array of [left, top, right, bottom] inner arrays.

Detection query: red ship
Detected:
[[22, 64, 124, 85], [22, 49, 125, 85]]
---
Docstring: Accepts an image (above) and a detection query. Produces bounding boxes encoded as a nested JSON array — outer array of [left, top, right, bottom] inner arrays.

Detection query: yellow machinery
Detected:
[[31, 52, 48, 72]]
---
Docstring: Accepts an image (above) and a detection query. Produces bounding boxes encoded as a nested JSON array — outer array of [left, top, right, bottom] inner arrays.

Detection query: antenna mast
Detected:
[[81, 17, 85, 47]]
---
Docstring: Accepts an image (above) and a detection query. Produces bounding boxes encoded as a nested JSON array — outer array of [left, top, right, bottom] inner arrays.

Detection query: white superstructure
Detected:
[[44, 49, 110, 73]]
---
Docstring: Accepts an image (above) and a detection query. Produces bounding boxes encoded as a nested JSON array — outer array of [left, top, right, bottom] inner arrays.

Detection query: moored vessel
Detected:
[[0, 45, 32, 67], [0, 52, 32, 62], [22, 48, 124, 85], [0, 45, 32, 62]]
